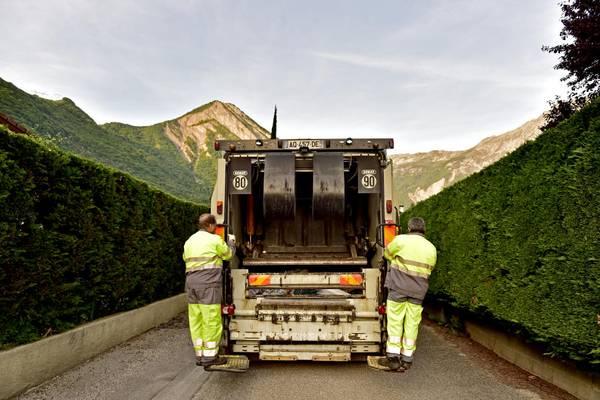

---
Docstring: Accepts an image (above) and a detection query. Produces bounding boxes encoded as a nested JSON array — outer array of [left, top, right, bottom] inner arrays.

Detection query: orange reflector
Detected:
[[339, 274, 363, 286], [384, 225, 396, 247], [386, 200, 393, 214], [215, 225, 225, 240], [248, 274, 271, 286]]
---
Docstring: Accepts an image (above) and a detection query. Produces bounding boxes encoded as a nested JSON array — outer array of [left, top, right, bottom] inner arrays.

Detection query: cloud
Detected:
[[0, 0, 568, 153], [311, 50, 555, 89]]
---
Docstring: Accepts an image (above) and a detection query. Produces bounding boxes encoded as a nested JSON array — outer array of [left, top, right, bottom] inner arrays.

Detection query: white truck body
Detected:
[[211, 138, 396, 361]]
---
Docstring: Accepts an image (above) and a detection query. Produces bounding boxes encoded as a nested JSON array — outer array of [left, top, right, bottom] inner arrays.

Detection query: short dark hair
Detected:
[[198, 213, 216, 230], [407, 217, 426, 234]]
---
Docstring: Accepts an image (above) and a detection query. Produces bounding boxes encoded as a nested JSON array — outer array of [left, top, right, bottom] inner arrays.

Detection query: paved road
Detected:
[[18, 314, 572, 400]]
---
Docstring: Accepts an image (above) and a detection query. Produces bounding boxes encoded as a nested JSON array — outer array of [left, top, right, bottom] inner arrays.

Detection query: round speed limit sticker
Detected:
[[232, 171, 248, 190], [361, 169, 377, 189]]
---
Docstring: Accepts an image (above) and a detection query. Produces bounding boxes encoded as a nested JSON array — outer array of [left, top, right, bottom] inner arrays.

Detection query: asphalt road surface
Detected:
[[17, 314, 573, 400]]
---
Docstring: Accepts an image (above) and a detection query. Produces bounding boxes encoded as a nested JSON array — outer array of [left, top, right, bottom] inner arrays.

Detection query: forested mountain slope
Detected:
[[0, 78, 268, 203]]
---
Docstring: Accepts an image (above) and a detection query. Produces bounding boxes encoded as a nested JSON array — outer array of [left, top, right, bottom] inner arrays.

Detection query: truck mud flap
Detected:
[[263, 153, 295, 218], [312, 152, 344, 219]]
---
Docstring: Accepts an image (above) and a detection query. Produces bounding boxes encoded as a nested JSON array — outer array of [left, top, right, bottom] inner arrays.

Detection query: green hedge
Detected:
[[402, 99, 600, 368], [0, 126, 207, 348]]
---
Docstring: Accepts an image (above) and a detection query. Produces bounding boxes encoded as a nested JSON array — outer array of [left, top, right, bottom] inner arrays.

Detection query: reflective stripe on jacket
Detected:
[[383, 233, 437, 301], [183, 230, 233, 287]]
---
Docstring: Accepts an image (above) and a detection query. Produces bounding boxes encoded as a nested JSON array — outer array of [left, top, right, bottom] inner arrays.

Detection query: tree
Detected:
[[542, 0, 600, 129]]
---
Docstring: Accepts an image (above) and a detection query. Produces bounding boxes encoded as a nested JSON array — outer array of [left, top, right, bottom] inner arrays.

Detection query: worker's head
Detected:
[[407, 217, 426, 234], [198, 213, 217, 233]]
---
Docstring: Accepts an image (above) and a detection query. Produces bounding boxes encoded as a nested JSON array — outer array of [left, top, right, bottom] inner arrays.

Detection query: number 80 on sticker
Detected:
[[232, 170, 249, 190]]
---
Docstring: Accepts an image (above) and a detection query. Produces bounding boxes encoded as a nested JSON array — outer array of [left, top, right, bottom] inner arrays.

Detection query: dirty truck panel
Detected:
[[211, 138, 396, 361]]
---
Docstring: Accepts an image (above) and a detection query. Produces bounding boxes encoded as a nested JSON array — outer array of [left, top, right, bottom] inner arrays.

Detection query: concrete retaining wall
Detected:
[[425, 304, 599, 400], [1, 293, 187, 400], [465, 321, 599, 400]]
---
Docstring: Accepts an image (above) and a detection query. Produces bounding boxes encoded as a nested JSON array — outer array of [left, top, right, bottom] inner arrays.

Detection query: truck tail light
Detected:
[[384, 225, 396, 247], [214, 141, 220, 151], [386, 200, 393, 214], [222, 304, 236, 315], [215, 225, 225, 240], [339, 274, 363, 286], [377, 304, 386, 315], [216, 200, 223, 215], [248, 274, 271, 286]]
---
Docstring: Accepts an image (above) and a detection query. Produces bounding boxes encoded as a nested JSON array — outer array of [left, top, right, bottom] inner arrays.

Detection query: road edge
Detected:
[[0, 293, 187, 400], [426, 304, 599, 400]]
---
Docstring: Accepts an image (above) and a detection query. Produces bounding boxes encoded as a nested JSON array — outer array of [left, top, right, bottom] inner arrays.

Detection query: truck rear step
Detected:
[[204, 355, 249, 373]]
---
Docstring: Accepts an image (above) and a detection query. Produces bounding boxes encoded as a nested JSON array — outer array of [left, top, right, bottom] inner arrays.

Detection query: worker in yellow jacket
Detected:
[[183, 213, 234, 367], [380, 217, 437, 371]]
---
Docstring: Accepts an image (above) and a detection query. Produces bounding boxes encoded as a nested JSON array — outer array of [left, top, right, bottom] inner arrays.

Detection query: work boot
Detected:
[[401, 360, 412, 371], [377, 356, 401, 371], [202, 356, 228, 367], [195, 356, 204, 366]]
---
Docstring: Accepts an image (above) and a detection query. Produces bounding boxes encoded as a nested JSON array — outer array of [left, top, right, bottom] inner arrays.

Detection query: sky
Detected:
[[0, 0, 567, 153]]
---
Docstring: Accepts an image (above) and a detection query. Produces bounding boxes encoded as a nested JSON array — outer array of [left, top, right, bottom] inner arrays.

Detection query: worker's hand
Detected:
[[227, 234, 236, 247]]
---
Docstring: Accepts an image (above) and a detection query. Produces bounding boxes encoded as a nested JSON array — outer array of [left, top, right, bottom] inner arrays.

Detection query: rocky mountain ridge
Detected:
[[165, 100, 269, 163], [392, 115, 546, 206]]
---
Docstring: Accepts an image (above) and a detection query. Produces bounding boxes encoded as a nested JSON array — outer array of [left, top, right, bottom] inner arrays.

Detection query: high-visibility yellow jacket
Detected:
[[183, 230, 233, 287], [383, 232, 437, 302]]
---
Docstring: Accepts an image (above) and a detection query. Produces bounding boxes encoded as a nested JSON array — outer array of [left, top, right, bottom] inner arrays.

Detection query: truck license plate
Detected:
[[283, 140, 324, 149]]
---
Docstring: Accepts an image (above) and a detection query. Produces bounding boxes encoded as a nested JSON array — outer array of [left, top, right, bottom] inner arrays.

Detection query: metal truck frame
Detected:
[[210, 138, 397, 362]]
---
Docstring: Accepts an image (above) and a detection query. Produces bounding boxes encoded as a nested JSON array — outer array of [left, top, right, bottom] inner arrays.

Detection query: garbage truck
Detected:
[[210, 137, 398, 362]]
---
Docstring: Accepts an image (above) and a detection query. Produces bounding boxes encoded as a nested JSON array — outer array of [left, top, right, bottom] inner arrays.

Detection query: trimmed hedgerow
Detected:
[[402, 99, 600, 369], [0, 126, 207, 348]]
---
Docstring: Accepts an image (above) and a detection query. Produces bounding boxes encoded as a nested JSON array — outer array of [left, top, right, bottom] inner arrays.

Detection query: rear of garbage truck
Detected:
[[210, 138, 397, 361]]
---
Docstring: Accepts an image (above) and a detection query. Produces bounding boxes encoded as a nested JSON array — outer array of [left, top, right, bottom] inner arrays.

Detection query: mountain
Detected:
[[102, 101, 269, 194], [0, 78, 268, 203], [391, 115, 546, 207], [1, 77, 545, 207]]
